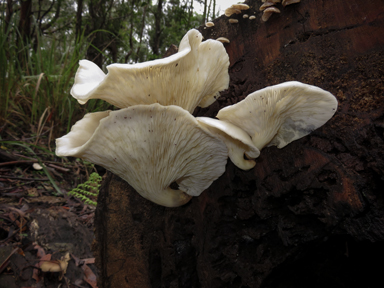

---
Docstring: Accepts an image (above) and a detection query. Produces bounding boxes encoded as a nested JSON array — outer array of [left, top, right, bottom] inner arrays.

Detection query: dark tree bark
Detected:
[[94, 0, 384, 287]]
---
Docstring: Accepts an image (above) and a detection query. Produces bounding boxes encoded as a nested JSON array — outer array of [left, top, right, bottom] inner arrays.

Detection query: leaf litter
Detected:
[[0, 126, 101, 288]]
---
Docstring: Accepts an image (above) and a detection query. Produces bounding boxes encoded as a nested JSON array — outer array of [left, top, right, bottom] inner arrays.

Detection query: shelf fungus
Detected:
[[282, 0, 301, 6], [216, 81, 338, 151], [56, 104, 228, 207], [205, 21, 215, 27], [260, 0, 280, 11], [262, 6, 281, 21], [70, 29, 229, 114], [197, 117, 260, 170], [225, 3, 249, 17], [216, 37, 230, 43]]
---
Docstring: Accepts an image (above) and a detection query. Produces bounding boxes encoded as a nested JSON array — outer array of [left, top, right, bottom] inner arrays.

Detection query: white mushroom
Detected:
[[216, 81, 338, 151], [216, 37, 230, 43], [225, 3, 248, 17], [260, 0, 279, 11], [231, 4, 250, 10], [206, 21, 215, 27], [249, 15, 256, 20], [229, 19, 239, 24], [197, 117, 260, 170], [282, 0, 300, 6], [56, 104, 228, 207], [70, 29, 229, 114], [243, 14, 249, 18], [262, 6, 281, 22], [225, 7, 242, 17]]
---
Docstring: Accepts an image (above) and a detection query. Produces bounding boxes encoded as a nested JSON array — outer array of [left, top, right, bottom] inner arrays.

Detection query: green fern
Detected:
[[68, 172, 102, 206]]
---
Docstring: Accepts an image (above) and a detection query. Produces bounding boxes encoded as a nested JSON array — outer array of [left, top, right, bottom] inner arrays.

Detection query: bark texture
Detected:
[[94, 0, 384, 287]]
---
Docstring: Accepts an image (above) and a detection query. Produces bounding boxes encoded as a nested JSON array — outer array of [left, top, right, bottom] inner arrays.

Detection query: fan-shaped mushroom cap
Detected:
[[56, 104, 228, 207], [70, 29, 229, 113], [205, 21, 215, 27], [197, 117, 260, 170], [216, 81, 338, 150], [260, 1, 279, 11], [262, 6, 280, 22], [225, 7, 241, 17], [282, 0, 300, 6], [216, 37, 230, 43]]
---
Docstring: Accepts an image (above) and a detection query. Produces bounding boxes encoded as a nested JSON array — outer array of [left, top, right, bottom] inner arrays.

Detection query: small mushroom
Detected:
[[70, 29, 229, 113], [197, 117, 260, 170], [56, 104, 228, 207], [229, 19, 239, 24], [206, 21, 214, 27], [260, 0, 280, 11], [282, 0, 301, 6], [249, 15, 256, 20], [243, 14, 249, 18], [231, 4, 250, 10], [216, 37, 230, 43], [225, 7, 242, 17], [262, 6, 281, 22], [216, 81, 338, 151]]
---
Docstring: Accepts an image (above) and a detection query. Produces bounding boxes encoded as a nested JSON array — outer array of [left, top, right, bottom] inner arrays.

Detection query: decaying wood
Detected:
[[94, 0, 384, 287]]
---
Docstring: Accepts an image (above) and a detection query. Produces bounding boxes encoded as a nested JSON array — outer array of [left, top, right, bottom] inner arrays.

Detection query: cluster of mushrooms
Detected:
[[260, 0, 301, 21], [56, 29, 337, 208]]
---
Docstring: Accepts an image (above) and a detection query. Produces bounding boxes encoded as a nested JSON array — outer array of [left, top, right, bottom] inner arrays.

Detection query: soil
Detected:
[[0, 138, 98, 288]]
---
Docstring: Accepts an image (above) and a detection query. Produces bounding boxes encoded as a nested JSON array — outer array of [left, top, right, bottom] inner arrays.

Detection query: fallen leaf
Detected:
[[82, 264, 98, 288]]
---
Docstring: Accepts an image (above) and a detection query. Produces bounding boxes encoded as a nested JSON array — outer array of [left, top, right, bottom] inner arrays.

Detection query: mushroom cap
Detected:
[[260, 1, 279, 11], [231, 4, 250, 10], [216, 37, 230, 43], [216, 81, 338, 150], [197, 117, 260, 170], [262, 6, 281, 22], [225, 7, 242, 17], [205, 21, 215, 27], [56, 104, 228, 207], [229, 19, 239, 24], [282, 0, 300, 6], [70, 29, 229, 113]]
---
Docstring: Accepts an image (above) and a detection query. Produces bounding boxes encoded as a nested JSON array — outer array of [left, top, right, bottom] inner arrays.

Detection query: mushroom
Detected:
[[197, 117, 260, 170], [206, 21, 215, 27], [229, 19, 239, 24], [260, 0, 280, 11], [70, 29, 229, 114], [216, 37, 230, 43], [225, 7, 242, 17], [262, 6, 281, 22], [249, 15, 256, 20], [216, 81, 338, 151], [225, 3, 249, 17], [282, 0, 300, 6], [231, 4, 250, 10], [243, 14, 249, 18], [56, 104, 228, 207]]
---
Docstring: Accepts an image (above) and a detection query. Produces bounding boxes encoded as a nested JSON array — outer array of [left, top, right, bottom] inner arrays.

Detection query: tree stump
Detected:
[[94, 0, 384, 287]]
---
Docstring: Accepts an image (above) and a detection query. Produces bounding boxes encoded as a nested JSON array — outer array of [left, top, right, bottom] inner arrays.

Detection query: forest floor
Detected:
[[0, 125, 99, 288]]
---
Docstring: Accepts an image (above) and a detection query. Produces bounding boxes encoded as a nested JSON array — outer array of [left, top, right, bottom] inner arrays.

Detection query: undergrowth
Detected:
[[68, 172, 102, 206]]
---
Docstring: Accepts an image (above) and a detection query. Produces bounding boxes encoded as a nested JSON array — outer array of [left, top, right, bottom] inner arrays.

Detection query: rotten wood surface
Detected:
[[94, 0, 384, 287]]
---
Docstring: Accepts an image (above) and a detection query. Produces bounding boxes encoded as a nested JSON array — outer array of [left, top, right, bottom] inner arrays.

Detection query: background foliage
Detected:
[[0, 0, 217, 140]]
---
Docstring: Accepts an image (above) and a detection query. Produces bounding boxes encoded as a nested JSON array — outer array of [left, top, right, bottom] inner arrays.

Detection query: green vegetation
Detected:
[[0, 0, 216, 140], [68, 172, 102, 206]]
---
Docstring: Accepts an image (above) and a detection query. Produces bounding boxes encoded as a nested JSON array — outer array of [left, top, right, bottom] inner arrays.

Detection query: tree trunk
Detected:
[[94, 0, 384, 287]]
